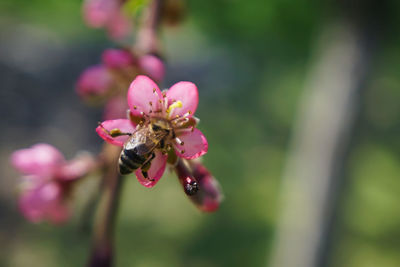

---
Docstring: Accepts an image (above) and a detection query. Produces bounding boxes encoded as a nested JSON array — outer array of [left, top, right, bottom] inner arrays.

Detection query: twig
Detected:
[[135, 0, 164, 56], [88, 145, 124, 267]]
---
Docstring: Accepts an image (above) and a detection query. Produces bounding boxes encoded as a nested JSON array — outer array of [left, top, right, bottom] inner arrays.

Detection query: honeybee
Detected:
[[118, 118, 175, 177]]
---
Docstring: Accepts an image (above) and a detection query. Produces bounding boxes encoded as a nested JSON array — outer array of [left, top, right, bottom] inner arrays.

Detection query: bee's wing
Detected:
[[125, 128, 157, 155]]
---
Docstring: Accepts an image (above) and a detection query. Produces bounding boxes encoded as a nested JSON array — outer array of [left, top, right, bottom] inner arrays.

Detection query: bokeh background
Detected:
[[1, 0, 400, 266]]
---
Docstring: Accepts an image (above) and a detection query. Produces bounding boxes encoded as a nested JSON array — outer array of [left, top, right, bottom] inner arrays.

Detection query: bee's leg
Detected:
[[98, 123, 132, 138], [141, 152, 156, 180], [159, 139, 165, 149]]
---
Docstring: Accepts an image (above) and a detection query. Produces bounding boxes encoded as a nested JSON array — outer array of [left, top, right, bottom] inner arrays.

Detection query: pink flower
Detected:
[[102, 49, 165, 82], [103, 95, 129, 120], [102, 49, 136, 69], [83, 0, 131, 40], [138, 55, 165, 83], [11, 144, 94, 223], [76, 65, 113, 99], [96, 75, 208, 188]]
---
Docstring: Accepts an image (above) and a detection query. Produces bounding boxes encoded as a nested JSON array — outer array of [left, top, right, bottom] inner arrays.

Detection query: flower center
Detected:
[[166, 100, 182, 117]]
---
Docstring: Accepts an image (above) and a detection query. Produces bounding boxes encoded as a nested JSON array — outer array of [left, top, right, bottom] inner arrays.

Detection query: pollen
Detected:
[[133, 105, 137, 109], [166, 100, 183, 115]]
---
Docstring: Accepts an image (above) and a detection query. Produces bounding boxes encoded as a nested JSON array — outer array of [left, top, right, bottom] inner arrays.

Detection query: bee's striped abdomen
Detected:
[[119, 148, 147, 175]]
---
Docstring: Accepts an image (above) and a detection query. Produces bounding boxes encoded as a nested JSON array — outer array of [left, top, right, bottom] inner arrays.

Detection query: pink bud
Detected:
[[174, 159, 222, 211], [190, 161, 223, 212], [139, 55, 165, 82], [76, 65, 113, 99], [106, 11, 132, 40], [102, 49, 135, 69], [83, 0, 132, 40], [83, 0, 118, 28]]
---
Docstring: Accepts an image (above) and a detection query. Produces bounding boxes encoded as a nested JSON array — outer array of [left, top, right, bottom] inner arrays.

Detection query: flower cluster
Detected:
[[11, 144, 94, 223], [97, 75, 208, 187], [83, 0, 131, 40], [10, 1, 222, 266], [11, 0, 221, 231], [76, 48, 164, 119]]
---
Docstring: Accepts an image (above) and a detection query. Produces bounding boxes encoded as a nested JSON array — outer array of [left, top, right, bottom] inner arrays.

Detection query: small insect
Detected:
[[182, 177, 199, 196], [103, 118, 175, 178]]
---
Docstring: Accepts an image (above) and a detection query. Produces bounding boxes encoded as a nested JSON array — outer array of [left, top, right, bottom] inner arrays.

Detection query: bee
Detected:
[[103, 118, 174, 178], [120, 118, 175, 177]]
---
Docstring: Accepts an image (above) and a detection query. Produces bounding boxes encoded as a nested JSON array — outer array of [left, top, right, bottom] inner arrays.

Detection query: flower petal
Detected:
[[57, 153, 95, 181], [174, 129, 208, 159], [127, 75, 163, 117], [103, 96, 129, 120], [106, 11, 132, 40], [102, 49, 135, 69], [19, 182, 63, 223], [11, 144, 65, 176], [96, 119, 136, 147], [166, 81, 198, 118], [134, 150, 167, 188], [190, 162, 223, 212], [83, 0, 117, 27], [76, 65, 113, 99]]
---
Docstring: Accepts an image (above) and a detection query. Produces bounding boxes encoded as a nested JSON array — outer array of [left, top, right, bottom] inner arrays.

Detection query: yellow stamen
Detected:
[[166, 100, 183, 115]]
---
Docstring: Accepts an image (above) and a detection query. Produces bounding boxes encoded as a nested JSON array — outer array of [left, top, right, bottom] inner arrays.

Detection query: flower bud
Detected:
[[83, 0, 131, 40], [102, 49, 136, 69], [183, 177, 199, 196], [76, 65, 113, 100], [189, 161, 223, 212], [175, 159, 199, 196], [138, 55, 165, 82]]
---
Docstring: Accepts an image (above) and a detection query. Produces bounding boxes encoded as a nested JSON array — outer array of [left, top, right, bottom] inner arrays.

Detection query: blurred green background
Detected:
[[1, 0, 400, 266]]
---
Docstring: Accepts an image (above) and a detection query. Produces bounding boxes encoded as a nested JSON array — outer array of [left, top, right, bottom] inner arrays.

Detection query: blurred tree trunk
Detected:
[[269, 1, 388, 267]]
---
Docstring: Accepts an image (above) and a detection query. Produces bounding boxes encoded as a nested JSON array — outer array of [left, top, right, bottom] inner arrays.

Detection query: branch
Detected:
[[88, 145, 124, 267], [135, 0, 164, 56]]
